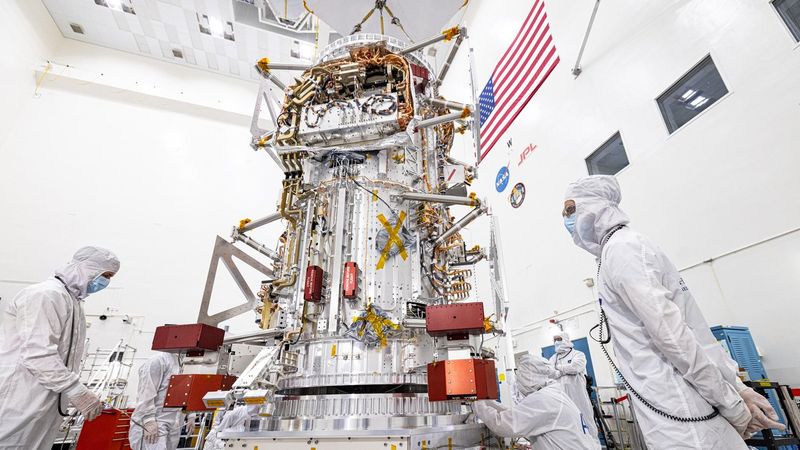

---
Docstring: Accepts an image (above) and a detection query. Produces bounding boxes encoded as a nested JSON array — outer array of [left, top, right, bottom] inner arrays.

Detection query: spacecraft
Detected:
[[154, 17, 514, 450]]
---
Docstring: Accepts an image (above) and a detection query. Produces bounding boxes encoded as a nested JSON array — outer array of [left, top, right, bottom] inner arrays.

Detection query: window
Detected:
[[773, 0, 800, 42], [657, 56, 728, 133], [586, 132, 629, 175]]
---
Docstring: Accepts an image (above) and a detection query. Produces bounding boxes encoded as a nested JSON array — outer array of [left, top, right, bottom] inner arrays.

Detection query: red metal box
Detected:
[[164, 374, 237, 411], [151, 323, 225, 352], [425, 303, 485, 336], [75, 408, 133, 450], [304, 265, 324, 302], [427, 359, 498, 402], [342, 262, 358, 299]]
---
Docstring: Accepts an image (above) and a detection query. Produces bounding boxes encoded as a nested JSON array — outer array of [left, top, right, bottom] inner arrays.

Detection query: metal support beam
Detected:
[[572, 0, 602, 77], [433, 206, 487, 247], [425, 98, 470, 111], [239, 212, 282, 233], [232, 228, 281, 261], [413, 110, 467, 130], [397, 191, 478, 207], [437, 31, 465, 84], [466, 33, 482, 165], [400, 27, 463, 55], [261, 69, 287, 92], [197, 236, 275, 326]]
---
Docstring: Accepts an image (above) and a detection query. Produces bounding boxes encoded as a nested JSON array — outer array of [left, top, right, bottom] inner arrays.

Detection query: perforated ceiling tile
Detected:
[[139, 16, 156, 38], [134, 33, 152, 54], [41, 0, 334, 82], [183, 46, 197, 64], [164, 23, 180, 44], [112, 10, 131, 31], [228, 57, 240, 75], [206, 52, 218, 70]]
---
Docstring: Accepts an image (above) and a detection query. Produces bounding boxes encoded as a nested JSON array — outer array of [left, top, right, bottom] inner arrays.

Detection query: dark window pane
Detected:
[[774, 0, 800, 41], [657, 56, 728, 133], [586, 132, 629, 175]]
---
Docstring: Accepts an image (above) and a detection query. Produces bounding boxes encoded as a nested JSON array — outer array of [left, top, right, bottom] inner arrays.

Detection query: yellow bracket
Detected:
[[303, 0, 314, 13], [238, 218, 252, 231], [442, 26, 460, 41], [376, 211, 408, 270], [468, 192, 479, 206], [256, 57, 270, 73], [460, 106, 472, 119]]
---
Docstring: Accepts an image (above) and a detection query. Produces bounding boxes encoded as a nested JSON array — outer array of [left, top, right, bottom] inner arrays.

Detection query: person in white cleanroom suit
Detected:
[[474, 354, 600, 450], [562, 175, 784, 450], [128, 351, 183, 450], [0, 246, 120, 450], [548, 331, 600, 443], [204, 405, 260, 450]]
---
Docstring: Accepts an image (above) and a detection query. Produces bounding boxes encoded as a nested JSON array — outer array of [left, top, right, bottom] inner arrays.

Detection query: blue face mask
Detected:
[[87, 275, 110, 294], [564, 214, 576, 235]]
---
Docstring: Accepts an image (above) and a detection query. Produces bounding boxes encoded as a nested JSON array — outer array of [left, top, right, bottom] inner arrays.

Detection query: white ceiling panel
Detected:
[[40, 0, 323, 83]]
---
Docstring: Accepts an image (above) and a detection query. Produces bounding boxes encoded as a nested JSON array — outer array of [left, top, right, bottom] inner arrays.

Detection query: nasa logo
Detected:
[[495, 166, 510, 193]]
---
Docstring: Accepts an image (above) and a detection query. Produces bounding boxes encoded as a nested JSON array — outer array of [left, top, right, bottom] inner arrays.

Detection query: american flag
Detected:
[[478, 0, 560, 162]]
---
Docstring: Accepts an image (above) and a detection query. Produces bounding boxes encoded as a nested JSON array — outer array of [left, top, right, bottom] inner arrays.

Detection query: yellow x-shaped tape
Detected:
[[376, 211, 408, 270], [352, 305, 400, 347]]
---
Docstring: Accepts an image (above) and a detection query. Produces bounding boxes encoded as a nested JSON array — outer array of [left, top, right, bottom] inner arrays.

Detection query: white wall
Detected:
[[0, 0, 285, 401], [442, 0, 800, 386]]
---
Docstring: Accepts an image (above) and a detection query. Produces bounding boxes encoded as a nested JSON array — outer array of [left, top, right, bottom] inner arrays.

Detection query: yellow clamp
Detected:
[[238, 218, 252, 231], [455, 125, 468, 135], [256, 57, 270, 73], [468, 192, 479, 206], [469, 244, 481, 252], [483, 314, 495, 333], [352, 305, 400, 347], [376, 211, 408, 270], [460, 106, 472, 119], [442, 26, 460, 41]]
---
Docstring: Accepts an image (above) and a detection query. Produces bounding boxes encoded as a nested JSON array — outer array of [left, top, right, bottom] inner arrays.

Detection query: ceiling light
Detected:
[[208, 16, 224, 38], [69, 23, 85, 34], [680, 89, 697, 101], [688, 95, 709, 109]]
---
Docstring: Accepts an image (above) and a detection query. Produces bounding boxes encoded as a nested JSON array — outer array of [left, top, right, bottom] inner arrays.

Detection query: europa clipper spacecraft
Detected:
[[150, 26, 515, 450]]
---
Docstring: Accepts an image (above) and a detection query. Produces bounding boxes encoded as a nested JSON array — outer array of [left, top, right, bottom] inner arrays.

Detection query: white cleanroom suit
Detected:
[[0, 246, 120, 450], [474, 355, 600, 450], [548, 331, 599, 442], [128, 352, 182, 450], [564, 175, 782, 449], [204, 405, 260, 450]]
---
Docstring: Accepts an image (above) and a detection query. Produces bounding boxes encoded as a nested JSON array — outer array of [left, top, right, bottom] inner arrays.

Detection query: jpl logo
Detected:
[[495, 166, 510, 192], [517, 143, 538, 166]]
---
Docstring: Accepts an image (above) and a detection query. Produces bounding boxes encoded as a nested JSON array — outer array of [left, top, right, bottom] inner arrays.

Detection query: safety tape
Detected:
[[376, 211, 408, 270], [352, 305, 399, 347]]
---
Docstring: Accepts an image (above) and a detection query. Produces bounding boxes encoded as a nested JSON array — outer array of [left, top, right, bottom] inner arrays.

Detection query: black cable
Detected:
[[349, 176, 397, 216], [55, 275, 75, 418], [589, 225, 719, 423]]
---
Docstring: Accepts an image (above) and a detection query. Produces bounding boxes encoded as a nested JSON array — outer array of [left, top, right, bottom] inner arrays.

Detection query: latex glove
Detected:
[[68, 391, 102, 421], [143, 420, 160, 445], [718, 400, 752, 437], [739, 387, 786, 434]]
